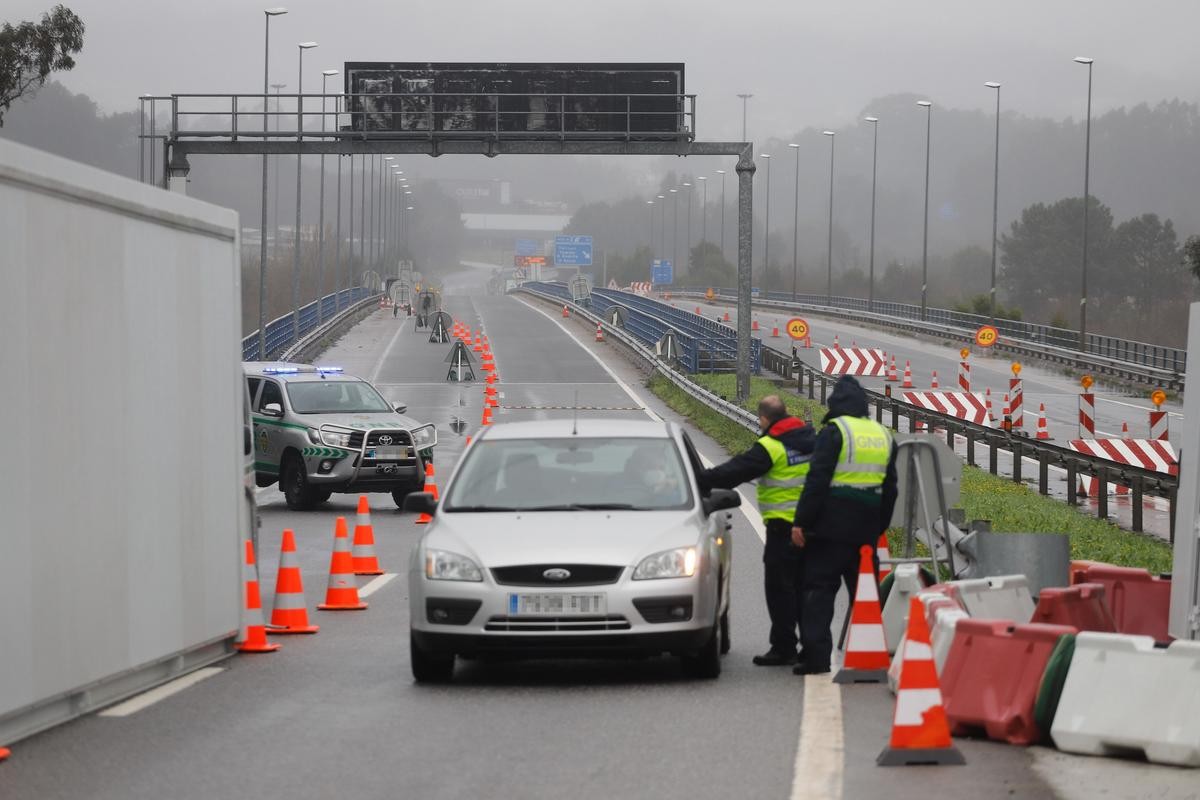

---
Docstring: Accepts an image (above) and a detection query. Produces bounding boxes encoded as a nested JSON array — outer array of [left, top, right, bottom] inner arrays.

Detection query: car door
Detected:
[[680, 432, 731, 611], [253, 378, 286, 475]]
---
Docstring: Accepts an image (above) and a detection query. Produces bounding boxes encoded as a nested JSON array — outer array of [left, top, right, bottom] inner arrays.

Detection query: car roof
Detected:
[[479, 418, 677, 440], [242, 362, 367, 383]]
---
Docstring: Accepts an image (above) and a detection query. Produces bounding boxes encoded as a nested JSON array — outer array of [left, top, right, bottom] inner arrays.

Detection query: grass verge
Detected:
[[648, 372, 1173, 573]]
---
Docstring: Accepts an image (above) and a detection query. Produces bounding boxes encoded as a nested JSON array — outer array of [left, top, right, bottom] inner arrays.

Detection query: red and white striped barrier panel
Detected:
[[819, 347, 887, 376], [1149, 410, 1168, 441], [958, 361, 970, 392], [902, 391, 994, 427], [630, 282, 652, 295], [1069, 439, 1179, 497], [1079, 393, 1095, 438], [1009, 379, 1024, 429]]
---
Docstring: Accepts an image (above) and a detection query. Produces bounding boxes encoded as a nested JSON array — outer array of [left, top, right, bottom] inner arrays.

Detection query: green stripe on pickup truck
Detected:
[[301, 446, 351, 458]]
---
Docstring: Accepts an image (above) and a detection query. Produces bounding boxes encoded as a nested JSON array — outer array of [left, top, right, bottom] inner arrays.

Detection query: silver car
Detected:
[[405, 418, 741, 682]]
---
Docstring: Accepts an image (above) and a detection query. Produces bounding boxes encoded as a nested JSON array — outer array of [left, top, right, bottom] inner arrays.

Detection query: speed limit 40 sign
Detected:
[[974, 325, 999, 348], [786, 318, 810, 340]]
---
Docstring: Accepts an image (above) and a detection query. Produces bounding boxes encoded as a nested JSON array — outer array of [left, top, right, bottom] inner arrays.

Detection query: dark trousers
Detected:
[[799, 537, 870, 668], [763, 520, 805, 653]]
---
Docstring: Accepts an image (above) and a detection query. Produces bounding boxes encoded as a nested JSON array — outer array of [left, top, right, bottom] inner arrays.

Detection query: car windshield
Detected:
[[286, 380, 392, 414], [444, 437, 693, 512]]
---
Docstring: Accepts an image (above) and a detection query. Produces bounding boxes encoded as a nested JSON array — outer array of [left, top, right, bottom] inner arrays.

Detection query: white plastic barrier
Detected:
[[882, 564, 925, 655], [887, 591, 962, 694], [951, 574, 1034, 621], [931, 608, 971, 674], [1051, 633, 1200, 767]]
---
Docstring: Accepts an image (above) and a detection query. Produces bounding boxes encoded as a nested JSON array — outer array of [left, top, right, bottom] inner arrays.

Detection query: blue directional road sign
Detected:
[[515, 238, 541, 256], [651, 259, 674, 285], [554, 235, 593, 267]]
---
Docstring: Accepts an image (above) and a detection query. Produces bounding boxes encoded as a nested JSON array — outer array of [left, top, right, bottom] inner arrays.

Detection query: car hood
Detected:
[[304, 411, 425, 430], [425, 510, 706, 567]]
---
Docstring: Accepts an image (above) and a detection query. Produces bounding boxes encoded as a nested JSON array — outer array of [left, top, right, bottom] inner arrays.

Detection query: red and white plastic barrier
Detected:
[[902, 391, 994, 427], [819, 347, 887, 376], [1068, 438, 1179, 497]]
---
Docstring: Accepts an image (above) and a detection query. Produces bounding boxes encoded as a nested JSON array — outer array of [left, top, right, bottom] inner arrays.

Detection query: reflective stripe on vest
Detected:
[[830, 417, 891, 490], [756, 434, 810, 521]]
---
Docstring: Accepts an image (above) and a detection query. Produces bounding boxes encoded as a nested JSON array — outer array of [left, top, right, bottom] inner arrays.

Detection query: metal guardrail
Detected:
[[279, 291, 382, 363], [758, 344, 1179, 538], [674, 287, 1186, 388], [241, 287, 376, 361]]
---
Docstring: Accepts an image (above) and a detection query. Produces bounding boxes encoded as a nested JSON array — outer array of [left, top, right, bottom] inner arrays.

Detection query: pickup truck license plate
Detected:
[[368, 446, 405, 460], [508, 593, 606, 616]]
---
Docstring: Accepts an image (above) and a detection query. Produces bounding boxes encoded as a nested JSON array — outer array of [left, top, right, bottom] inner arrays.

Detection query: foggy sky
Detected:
[[7, 0, 1200, 140]]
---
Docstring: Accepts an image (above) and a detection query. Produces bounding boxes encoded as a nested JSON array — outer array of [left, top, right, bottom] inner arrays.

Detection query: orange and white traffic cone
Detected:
[[1121, 421, 1129, 437], [876, 533, 893, 582], [877, 596, 965, 766], [595, 323, 605, 342], [0, 747, 9, 761], [771, 326, 780, 338], [562, 305, 570, 318], [485, 371, 497, 385], [351, 495, 383, 576], [481, 404, 492, 427], [268, 529, 319, 634], [931, 370, 939, 390], [886, 355, 899, 382], [834, 545, 890, 684], [833, 334, 840, 348], [723, 311, 731, 322], [752, 319, 759, 332], [415, 462, 439, 525], [985, 388, 994, 422], [237, 539, 281, 652], [317, 517, 368, 610], [901, 361, 913, 389], [1036, 403, 1051, 440]]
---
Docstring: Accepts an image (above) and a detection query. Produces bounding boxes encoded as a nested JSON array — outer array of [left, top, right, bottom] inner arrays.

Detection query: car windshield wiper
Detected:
[[519, 503, 640, 511], [445, 505, 518, 512]]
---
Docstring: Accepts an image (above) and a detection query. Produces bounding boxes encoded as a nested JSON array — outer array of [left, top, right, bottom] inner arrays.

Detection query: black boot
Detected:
[[792, 661, 831, 675], [753, 649, 799, 666]]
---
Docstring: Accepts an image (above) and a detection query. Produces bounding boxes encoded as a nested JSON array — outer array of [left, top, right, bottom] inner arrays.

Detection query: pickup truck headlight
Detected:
[[411, 423, 437, 451], [320, 428, 354, 448], [425, 549, 483, 582], [633, 547, 698, 580]]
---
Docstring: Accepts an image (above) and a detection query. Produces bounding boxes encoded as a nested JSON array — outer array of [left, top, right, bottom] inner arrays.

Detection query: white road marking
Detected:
[[790, 675, 845, 800], [370, 316, 411, 384], [98, 667, 225, 717], [1095, 396, 1184, 417], [517, 295, 767, 546], [358, 572, 397, 597]]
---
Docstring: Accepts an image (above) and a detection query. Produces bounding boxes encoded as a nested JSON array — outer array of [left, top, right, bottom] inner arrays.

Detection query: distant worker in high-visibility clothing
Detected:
[[698, 395, 814, 666], [790, 376, 898, 676]]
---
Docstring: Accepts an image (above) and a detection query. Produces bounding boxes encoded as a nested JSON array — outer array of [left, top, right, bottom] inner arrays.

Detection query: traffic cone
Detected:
[[237, 539, 280, 652], [415, 462, 438, 525], [472, 336, 483, 353], [486, 371, 497, 385], [481, 404, 492, 427], [752, 319, 760, 331], [834, 545, 889, 684], [876, 533, 893, 582], [886, 355, 899, 382], [0, 747, 9, 761], [695, 306, 702, 314], [931, 370, 939, 390], [268, 529, 319, 634], [877, 596, 965, 766], [901, 361, 913, 389], [1036, 403, 1051, 440], [834, 334, 840, 348], [317, 517, 367, 610], [595, 323, 605, 342], [985, 388, 994, 421], [771, 326, 780, 338], [723, 311, 730, 322], [1121, 421, 1129, 437], [351, 496, 383, 575], [485, 384, 497, 399], [562, 305, 570, 318]]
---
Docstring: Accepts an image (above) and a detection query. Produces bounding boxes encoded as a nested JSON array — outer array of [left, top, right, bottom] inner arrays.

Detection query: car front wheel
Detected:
[[680, 616, 722, 679], [281, 455, 317, 511], [411, 634, 455, 683]]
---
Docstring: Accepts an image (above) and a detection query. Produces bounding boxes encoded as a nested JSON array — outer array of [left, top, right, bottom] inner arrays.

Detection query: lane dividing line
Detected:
[[370, 315, 412, 384], [790, 675, 845, 800], [358, 573, 397, 597], [516, 295, 766, 545], [98, 667, 225, 718]]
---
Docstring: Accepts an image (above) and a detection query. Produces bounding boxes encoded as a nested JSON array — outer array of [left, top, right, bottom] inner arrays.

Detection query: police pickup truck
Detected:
[[245, 363, 437, 510]]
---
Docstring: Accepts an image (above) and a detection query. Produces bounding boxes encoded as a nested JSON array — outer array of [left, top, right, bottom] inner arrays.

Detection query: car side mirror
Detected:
[[394, 403, 408, 414], [404, 492, 438, 516], [702, 488, 741, 516], [262, 402, 283, 417]]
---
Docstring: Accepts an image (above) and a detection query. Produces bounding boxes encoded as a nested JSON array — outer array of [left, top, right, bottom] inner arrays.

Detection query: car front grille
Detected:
[[361, 429, 416, 464], [491, 564, 624, 587], [484, 615, 632, 632]]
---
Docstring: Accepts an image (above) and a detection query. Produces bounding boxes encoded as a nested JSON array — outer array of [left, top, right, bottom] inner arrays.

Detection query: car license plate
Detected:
[[508, 593, 606, 616], [369, 446, 405, 460]]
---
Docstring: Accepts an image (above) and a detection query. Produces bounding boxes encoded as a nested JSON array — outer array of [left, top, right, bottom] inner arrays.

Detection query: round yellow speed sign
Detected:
[[974, 325, 999, 348], [1151, 389, 1166, 408], [786, 318, 810, 340]]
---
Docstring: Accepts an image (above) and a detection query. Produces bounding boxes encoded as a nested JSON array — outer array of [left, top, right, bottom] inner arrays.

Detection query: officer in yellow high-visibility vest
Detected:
[[699, 395, 815, 666], [790, 376, 898, 675]]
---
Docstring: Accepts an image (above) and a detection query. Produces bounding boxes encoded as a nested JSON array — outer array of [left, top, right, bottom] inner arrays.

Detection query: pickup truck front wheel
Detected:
[[282, 454, 318, 511]]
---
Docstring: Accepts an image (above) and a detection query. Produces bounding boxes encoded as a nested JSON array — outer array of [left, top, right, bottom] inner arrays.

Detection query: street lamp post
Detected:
[[864, 116, 879, 313], [697, 176, 707, 270], [657, 194, 666, 257], [271, 83, 285, 259], [291, 41, 317, 343], [383, 156, 395, 271], [1075, 57, 1095, 351], [823, 131, 835, 304], [359, 153, 366, 269], [788, 142, 800, 300], [985, 81, 1001, 322], [917, 100, 932, 321], [716, 169, 727, 262], [258, 6, 287, 359], [737, 93, 753, 142], [646, 200, 654, 256], [317, 68, 337, 321], [669, 187, 679, 271], [683, 181, 692, 273], [761, 153, 772, 283]]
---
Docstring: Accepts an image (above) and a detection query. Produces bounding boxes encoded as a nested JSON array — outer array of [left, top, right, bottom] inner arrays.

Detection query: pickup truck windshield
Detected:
[[287, 380, 392, 414]]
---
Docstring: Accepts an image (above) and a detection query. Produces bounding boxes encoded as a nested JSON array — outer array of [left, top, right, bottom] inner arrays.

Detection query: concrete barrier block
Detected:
[[1050, 633, 1200, 767], [951, 574, 1035, 622]]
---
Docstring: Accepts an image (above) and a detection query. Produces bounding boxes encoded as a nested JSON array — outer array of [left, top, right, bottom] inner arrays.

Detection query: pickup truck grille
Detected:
[[361, 429, 416, 464]]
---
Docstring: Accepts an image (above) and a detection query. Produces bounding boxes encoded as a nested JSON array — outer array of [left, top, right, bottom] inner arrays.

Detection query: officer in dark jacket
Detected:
[[790, 376, 898, 675], [699, 395, 815, 666]]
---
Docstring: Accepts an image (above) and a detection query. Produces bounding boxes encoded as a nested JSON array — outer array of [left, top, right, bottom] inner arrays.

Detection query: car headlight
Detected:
[[320, 428, 354, 448], [425, 549, 483, 582], [411, 423, 437, 451], [307, 427, 321, 444], [633, 547, 698, 580]]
